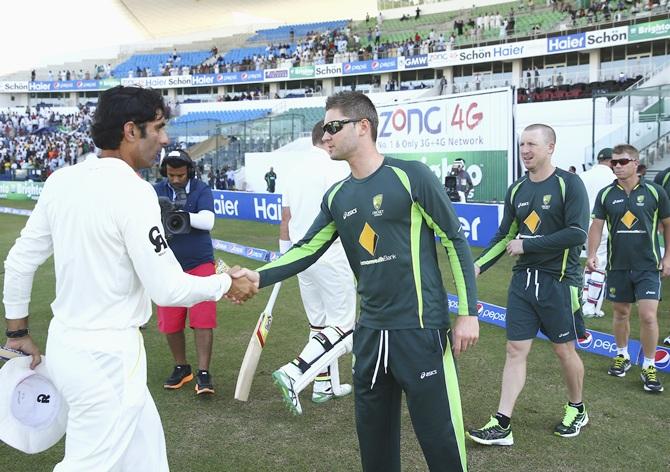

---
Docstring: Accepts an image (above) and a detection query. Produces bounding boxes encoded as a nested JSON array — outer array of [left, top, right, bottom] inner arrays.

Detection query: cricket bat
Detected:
[[0, 346, 26, 362], [234, 282, 282, 401]]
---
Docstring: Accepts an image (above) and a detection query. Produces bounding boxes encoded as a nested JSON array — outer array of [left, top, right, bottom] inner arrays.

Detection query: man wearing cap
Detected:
[[579, 147, 615, 318], [449, 158, 473, 202], [653, 164, 670, 347], [587, 144, 669, 393], [154, 149, 219, 395], [2, 86, 256, 471]]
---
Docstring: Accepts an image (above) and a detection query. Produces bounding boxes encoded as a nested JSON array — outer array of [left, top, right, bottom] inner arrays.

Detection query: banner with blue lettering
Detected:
[[452, 202, 500, 247], [212, 190, 282, 224]]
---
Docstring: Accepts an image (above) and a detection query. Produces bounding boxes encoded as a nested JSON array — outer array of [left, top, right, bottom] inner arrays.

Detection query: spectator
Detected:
[[264, 166, 277, 193]]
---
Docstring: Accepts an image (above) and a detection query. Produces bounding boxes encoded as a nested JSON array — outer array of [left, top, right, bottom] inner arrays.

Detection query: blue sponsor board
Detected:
[[452, 203, 500, 247], [28, 79, 109, 92], [342, 57, 398, 75], [447, 294, 668, 373], [192, 71, 264, 86], [547, 32, 586, 53], [212, 190, 282, 224], [403, 54, 429, 69]]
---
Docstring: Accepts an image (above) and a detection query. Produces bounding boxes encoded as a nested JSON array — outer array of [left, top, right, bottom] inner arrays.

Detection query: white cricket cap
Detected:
[[0, 356, 68, 454]]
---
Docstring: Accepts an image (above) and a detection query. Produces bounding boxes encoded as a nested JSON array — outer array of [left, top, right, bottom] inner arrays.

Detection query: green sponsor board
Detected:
[[0, 180, 44, 200], [289, 66, 315, 79], [629, 19, 670, 41], [389, 151, 508, 203]]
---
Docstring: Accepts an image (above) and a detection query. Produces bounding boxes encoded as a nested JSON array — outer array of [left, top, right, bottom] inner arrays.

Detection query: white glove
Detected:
[[279, 239, 292, 254]]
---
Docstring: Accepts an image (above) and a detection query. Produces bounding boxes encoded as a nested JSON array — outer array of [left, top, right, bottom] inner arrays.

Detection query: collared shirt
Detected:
[[593, 179, 670, 270], [3, 157, 229, 328]]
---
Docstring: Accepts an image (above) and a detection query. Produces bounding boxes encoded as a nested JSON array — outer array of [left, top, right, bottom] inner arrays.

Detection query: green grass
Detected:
[[0, 199, 669, 471]]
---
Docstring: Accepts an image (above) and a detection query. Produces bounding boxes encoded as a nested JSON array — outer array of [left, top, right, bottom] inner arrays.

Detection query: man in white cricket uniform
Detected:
[[579, 148, 614, 318], [278, 120, 357, 403], [3, 86, 256, 471]]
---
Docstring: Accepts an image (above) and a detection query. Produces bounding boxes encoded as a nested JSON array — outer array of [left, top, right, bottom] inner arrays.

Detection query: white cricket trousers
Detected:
[[297, 243, 356, 330], [46, 318, 169, 472]]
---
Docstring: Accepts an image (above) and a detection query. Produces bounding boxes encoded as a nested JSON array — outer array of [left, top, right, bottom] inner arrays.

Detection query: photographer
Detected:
[[449, 158, 473, 202], [153, 149, 219, 395]]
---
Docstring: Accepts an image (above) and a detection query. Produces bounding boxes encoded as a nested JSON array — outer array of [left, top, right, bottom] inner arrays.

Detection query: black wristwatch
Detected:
[[5, 328, 29, 338]]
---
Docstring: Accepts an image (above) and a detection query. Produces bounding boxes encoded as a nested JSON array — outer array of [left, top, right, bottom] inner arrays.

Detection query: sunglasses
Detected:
[[322, 118, 364, 135], [611, 158, 635, 167]]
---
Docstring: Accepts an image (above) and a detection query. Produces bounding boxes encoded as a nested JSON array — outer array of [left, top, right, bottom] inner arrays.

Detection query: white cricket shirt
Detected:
[[3, 157, 231, 328]]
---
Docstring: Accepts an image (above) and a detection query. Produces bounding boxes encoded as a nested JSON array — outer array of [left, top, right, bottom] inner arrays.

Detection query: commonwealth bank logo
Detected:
[[621, 210, 638, 229], [523, 210, 541, 234], [359, 222, 378, 256]]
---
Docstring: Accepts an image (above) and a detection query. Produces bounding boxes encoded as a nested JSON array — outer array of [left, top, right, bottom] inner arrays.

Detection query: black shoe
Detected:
[[554, 404, 589, 438], [164, 364, 193, 389], [195, 369, 215, 395], [607, 355, 631, 377], [467, 416, 514, 446], [641, 366, 664, 393]]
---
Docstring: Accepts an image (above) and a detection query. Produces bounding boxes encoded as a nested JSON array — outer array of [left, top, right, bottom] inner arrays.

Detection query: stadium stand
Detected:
[[171, 109, 272, 125], [113, 50, 213, 78]]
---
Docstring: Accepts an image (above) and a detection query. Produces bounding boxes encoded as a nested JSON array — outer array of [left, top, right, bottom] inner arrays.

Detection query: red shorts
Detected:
[[157, 261, 217, 334]]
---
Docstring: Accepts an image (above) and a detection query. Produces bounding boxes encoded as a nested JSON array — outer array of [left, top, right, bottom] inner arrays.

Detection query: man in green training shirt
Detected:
[[233, 91, 479, 472], [652, 164, 670, 347], [588, 144, 670, 393], [468, 124, 590, 446]]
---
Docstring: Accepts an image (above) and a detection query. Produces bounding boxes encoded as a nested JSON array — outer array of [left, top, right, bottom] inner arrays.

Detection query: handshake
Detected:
[[216, 260, 261, 304]]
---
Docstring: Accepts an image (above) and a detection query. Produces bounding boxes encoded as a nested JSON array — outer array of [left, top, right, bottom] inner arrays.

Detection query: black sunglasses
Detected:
[[611, 158, 635, 167], [322, 118, 364, 135]]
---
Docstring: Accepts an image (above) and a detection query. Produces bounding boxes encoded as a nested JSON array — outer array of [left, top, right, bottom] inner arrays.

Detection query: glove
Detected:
[[279, 239, 292, 254]]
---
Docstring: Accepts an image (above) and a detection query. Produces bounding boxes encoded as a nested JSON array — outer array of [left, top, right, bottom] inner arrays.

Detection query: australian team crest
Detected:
[[636, 194, 645, 206], [372, 194, 384, 217], [541, 194, 552, 209]]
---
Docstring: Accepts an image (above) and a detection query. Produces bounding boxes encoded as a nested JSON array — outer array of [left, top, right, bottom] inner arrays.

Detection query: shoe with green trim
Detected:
[[467, 416, 514, 446], [272, 368, 302, 415], [554, 404, 589, 438], [607, 355, 631, 377], [641, 366, 664, 393]]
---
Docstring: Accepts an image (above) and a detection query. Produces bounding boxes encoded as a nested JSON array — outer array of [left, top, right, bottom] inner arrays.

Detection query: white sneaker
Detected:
[[582, 305, 597, 318], [312, 380, 352, 403], [272, 365, 302, 415]]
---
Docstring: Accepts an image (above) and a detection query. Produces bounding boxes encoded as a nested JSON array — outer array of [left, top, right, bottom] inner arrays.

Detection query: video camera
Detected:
[[158, 196, 191, 237], [444, 176, 460, 202]]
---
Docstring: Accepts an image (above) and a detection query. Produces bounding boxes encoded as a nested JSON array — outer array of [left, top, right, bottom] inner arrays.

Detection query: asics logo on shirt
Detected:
[[517, 201, 529, 208], [149, 226, 168, 253], [612, 199, 624, 204], [343, 208, 358, 220]]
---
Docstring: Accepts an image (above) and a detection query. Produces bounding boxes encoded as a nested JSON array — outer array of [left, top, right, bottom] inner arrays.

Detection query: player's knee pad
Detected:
[[291, 327, 353, 394]]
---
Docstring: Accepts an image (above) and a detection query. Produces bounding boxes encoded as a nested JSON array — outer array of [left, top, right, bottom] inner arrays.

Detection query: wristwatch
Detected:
[[5, 328, 29, 338]]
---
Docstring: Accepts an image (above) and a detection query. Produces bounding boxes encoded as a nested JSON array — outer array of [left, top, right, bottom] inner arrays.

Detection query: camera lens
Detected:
[[167, 214, 185, 233]]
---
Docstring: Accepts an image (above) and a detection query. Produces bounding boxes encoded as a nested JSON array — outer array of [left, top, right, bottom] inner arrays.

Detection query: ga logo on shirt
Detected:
[[149, 226, 168, 253]]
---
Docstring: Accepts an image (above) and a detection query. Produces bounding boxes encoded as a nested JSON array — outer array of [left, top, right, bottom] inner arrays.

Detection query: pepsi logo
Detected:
[[476, 303, 483, 315], [246, 248, 254, 257], [241, 72, 248, 80], [54, 82, 60, 89], [216, 74, 223, 81], [655, 348, 670, 369], [344, 63, 352, 72], [577, 331, 593, 349], [371, 61, 379, 70], [76, 81, 83, 87]]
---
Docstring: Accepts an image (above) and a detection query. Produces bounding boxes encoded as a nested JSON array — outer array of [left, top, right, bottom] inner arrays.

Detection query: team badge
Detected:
[[636, 195, 645, 206], [372, 194, 384, 217], [541, 194, 552, 209]]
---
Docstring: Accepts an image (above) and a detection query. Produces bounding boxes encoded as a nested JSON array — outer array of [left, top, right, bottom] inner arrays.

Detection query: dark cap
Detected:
[[163, 149, 193, 167], [597, 148, 613, 161]]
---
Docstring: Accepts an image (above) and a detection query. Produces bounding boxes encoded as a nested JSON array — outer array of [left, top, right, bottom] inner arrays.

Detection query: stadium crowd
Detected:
[[0, 108, 95, 180]]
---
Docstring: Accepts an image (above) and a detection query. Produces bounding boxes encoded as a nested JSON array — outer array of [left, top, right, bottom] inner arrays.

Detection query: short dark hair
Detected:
[[91, 86, 168, 150], [325, 91, 379, 142], [312, 120, 325, 146], [523, 123, 556, 145]]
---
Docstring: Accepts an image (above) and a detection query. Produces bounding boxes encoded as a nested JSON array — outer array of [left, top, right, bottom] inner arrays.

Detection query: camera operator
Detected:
[[449, 158, 473, 203], [153, 149, 219, 395]]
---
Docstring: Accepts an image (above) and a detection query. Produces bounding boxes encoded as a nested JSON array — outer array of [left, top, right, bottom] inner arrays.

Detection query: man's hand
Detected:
[[452, 316, 479, 357], [506, 239, 524, 256], [661, 256, 670, 277], [224, 268, 260, 304], [474, 264, 481, 278], [586, 255, 599, 272], [5, 336, 41, 369]]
